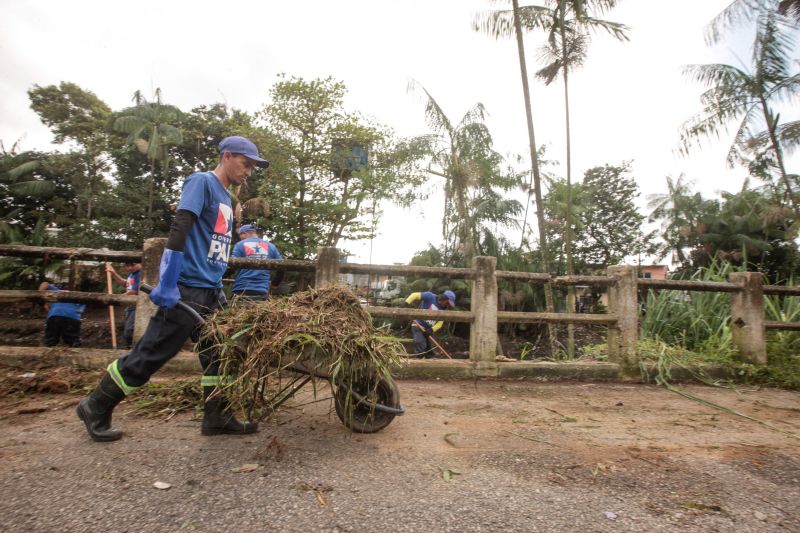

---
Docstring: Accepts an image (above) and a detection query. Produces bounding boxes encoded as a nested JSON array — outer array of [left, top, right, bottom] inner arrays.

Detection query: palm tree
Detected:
[[0, 147, 55, 243], [112, 88, 183, 217], [473, 0, 559, 355], [698, 186, 778, 267], [646, 174, 707, 264], [679, 7, 800, 214], [533, 0, 628, 272], [407, 81, 502, 263], [475, 0, 629, 357]]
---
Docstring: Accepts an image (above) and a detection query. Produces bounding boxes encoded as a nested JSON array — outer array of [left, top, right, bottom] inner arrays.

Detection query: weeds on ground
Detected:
[[129, 379, 202, 420], [579, 338, 800, 391]]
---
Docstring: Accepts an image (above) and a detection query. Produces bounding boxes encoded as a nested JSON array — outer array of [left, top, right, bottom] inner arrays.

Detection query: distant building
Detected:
[[337, 255, 405, 300], [638, 264, 668, 280]]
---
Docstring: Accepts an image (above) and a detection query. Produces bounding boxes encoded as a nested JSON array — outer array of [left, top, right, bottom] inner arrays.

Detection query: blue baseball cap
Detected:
[[442, 290, 456, 307], [219, 136, 269, 168], [238, 224, 258, 235]]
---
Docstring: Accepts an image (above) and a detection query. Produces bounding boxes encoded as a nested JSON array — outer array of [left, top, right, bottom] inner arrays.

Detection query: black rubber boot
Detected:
[[201, 387, 258, 436], [76, 373, 126, 442]]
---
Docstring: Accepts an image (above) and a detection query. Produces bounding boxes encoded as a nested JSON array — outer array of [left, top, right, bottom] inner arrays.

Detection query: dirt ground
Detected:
[[0, 375, 798, 532]]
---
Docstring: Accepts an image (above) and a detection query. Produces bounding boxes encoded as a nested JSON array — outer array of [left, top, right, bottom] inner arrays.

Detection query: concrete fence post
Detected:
[[729, 272, 767, 364], [606, 265, 638, 370], [133, 238, 164, 343], [315, 247, 340, 288], [470, 255, 498, 377]]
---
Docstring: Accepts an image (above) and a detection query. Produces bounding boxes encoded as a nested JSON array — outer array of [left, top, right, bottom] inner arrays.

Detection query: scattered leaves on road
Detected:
[[439, 467, 461, 481], [231, 463, 260, 473]]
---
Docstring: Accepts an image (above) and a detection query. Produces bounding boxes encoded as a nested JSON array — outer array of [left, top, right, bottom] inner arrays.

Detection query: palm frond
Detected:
[[6, 160, 39, 181], [406, 79, 454, 138], [705, 0, 766, 45], [113, 115, 149, 135], [779, 0, 800, 20], [578, 16, 630, 41], [9, 179, 55, 197], [158, 123, 184, 145], [749, 120, 800, 155], [754, 9, 797, 83]]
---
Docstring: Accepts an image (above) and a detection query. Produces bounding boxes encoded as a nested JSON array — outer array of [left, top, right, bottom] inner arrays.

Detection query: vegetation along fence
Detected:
[[1, 240, 799, 377]]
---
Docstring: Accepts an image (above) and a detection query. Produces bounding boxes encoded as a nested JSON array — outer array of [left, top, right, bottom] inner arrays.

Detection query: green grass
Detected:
[[635, 260, 800, 390], [579, 337, 800, 390]]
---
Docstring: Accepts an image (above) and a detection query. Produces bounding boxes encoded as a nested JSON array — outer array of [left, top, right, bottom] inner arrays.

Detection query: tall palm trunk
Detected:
[[454, 184, 474, 259], [512, 0, 558, 355], [760, 97, 799, 214], [560, 16, 577, 358], [147, 158, 156, 218]]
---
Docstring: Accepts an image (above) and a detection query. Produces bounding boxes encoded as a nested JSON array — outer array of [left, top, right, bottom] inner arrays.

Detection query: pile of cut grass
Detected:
[[200, 285, 406, 419]]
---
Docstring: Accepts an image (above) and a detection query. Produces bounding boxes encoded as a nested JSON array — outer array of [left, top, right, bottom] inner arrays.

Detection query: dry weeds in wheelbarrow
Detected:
[[200, 286, 406, 425]]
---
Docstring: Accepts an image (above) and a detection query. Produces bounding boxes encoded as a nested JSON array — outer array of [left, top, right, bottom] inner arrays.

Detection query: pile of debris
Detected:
[[201, 286, 406, 418], [0, 357, 102, 397]]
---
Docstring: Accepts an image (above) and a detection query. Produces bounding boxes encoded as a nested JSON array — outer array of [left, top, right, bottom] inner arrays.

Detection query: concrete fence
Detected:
[[1, 242, 799, 378]]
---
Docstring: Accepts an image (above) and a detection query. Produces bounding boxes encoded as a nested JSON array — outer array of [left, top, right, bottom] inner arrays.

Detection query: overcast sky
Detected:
[[0, 0, 790, 264]]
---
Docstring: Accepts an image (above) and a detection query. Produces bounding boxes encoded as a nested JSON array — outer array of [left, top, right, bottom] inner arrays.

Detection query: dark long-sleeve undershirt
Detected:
[[165, 210, 197, 251]]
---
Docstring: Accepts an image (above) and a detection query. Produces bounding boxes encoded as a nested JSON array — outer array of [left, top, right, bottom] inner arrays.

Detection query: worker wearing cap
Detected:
[[106, 262, 141, 348], [405, 290, 456, 358], [77, 136, 269, 442], [230, 224, 284, 302]]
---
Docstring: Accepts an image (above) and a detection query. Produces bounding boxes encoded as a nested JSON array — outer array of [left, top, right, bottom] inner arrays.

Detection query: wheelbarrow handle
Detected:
[[139, 283, 205, 325]]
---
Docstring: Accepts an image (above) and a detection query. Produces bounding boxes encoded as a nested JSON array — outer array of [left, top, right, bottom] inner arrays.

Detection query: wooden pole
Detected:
[[426, 332, 453, 359], [105, 262, 117, 350]]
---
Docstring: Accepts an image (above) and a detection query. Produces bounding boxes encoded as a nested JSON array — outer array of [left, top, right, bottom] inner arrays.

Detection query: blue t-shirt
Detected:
[[177, 172, 233, 289], [231, 237, 283, 293], [126, 271, 141, 292], [45, 284, 85, 321], [416, 291, 440, 329]]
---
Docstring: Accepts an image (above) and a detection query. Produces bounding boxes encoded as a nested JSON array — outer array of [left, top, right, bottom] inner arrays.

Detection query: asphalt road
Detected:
[[1, 379, 799, 532]]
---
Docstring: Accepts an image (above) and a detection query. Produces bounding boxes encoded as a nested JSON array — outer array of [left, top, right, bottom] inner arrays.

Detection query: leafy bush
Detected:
[[641, 260, 737, 356]]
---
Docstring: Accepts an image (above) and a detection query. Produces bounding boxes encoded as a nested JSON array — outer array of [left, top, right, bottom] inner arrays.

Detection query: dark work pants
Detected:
[[231, 290, 268, 304], [44, 316, 81, 347], [412, 325, 435, 358], [112, 285, 226, 391], [122, 305, 136, 348]]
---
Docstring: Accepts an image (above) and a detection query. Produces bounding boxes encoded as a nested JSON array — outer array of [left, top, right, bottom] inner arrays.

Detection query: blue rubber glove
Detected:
[[149, 249, 184, 308]]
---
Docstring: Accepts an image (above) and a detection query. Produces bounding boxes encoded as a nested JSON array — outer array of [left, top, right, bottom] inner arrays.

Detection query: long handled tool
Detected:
[[139, 283, 205, 325], [104, 262, 117, 349], [414, 321, 452, 359]]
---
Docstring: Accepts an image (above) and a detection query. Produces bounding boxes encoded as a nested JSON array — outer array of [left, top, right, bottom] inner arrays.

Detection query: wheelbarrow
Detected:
[[140, 283, 404, 433]]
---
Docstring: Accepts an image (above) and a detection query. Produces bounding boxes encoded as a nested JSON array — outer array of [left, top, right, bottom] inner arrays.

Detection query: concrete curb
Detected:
[[2, 346, 622, 381]]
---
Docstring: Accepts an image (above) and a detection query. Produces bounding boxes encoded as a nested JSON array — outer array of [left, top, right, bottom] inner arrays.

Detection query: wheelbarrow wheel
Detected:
[[334, 377, 400, 433]]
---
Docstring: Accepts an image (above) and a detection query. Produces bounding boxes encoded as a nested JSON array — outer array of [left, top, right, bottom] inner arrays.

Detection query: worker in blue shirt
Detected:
[[77, 136, 268, 442], [38, 282, 86, 347], [230, 224, 284, 302], [405, 290, 455, 358]]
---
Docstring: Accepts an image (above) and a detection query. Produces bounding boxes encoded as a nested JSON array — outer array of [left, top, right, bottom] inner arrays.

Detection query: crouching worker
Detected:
[[38, 282, 85, 347], [405, 290, 455, 358], [77, 136, 269, 442]]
